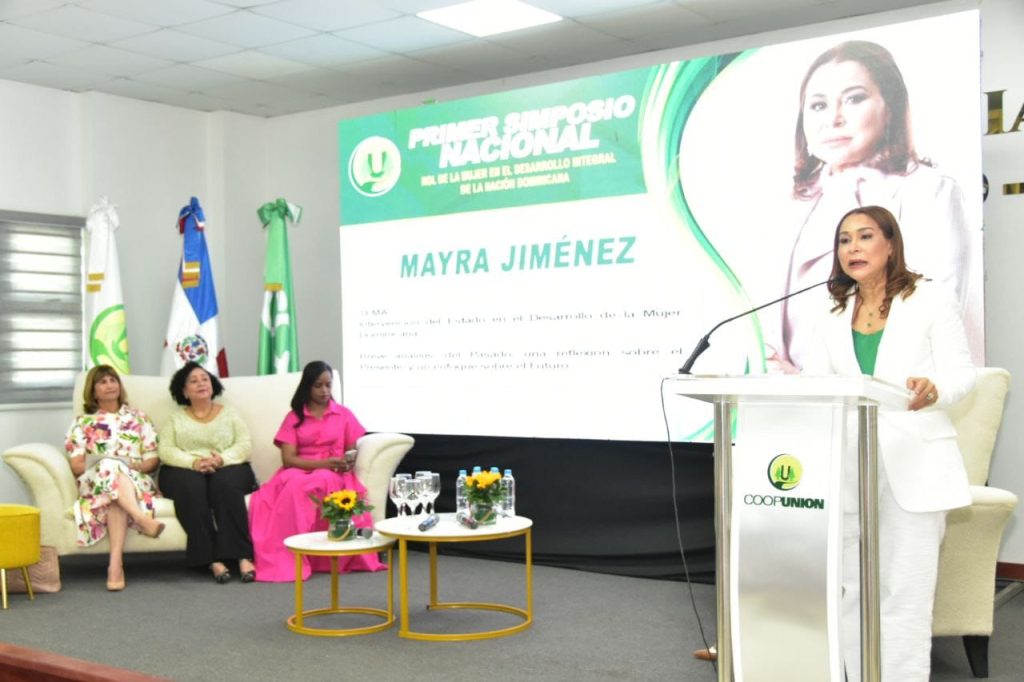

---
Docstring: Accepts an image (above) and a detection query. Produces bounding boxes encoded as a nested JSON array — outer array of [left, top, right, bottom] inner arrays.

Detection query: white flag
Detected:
[[84, 196, 130, 373]]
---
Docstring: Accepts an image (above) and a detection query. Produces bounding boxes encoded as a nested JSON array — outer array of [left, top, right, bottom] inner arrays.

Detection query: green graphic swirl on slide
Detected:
[[90, 305, 130, 374], [639, 52, 760, 441]]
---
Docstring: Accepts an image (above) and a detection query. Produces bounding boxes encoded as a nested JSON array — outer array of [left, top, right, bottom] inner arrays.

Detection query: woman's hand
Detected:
[[906, 377, 938, 411], [324, 457, 349, 473]]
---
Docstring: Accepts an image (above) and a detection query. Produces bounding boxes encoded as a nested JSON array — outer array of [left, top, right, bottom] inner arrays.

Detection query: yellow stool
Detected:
[[0, 504, 41, 609]]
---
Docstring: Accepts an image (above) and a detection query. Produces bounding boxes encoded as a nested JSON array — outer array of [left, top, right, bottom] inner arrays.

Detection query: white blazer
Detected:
[[803, 280, 975, 513]]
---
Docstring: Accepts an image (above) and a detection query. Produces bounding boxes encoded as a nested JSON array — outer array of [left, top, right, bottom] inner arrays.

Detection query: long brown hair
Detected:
[[827, 205, 921, 315], [793, 41, 927, 199], [82, 365, 127, 414]]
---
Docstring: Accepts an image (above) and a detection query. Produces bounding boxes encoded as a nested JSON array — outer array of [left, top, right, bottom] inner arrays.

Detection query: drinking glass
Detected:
[[389, 473, 411, 517], [416, 471, 441, 514], [403, 476, 423, 515]]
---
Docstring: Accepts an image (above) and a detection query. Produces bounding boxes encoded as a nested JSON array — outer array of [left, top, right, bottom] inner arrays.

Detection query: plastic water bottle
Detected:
[[472, 466, 482, 475], [489, 467, 503, 515], [500, 469, 516, 517], [455, 469, 468, 514]]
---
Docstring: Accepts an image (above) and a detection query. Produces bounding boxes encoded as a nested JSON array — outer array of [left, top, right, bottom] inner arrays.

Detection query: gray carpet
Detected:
[[1, 552, 1021, 681]]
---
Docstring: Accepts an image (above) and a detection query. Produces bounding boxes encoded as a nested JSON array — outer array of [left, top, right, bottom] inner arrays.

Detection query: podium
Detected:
[[668, 375, 909, 682]]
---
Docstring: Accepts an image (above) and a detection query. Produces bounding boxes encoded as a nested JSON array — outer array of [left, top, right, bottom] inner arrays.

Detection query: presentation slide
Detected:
[[338, 12, 983, 441]]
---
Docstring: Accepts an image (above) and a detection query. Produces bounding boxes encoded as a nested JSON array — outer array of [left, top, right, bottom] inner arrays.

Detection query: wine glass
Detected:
[[403, 476, 423, 515], [416, 471, 441, 514], [389, 473, 411, 517]]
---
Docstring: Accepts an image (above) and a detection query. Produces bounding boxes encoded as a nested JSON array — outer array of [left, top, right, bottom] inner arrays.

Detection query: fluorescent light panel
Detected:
[[418, 0, 562, 38]]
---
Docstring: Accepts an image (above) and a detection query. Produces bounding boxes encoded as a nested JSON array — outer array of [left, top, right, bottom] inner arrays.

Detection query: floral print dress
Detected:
[[64, 405, 160, 546]]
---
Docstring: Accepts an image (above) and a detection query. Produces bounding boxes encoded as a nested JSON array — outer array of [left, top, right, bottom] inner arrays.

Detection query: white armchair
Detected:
[[933, 367, 1017, 678], [1, 371, 413, 557]]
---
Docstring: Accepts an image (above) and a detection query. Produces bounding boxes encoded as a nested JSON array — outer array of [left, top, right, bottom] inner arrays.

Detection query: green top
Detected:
[[157, 404, 252, 469], [853, 329, 884, 375]]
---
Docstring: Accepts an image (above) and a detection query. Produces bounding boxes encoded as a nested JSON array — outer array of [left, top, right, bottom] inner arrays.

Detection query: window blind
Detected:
[[0, 210, 83, 404]]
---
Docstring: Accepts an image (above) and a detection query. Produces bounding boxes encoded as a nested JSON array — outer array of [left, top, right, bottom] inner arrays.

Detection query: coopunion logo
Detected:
[[349, 136, 402, 197], [767, 454, 802, 491]]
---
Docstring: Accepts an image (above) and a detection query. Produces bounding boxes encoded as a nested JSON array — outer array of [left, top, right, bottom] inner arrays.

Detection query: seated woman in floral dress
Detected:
[[248, 360, 384, 582], [65, 365, 165, 591]]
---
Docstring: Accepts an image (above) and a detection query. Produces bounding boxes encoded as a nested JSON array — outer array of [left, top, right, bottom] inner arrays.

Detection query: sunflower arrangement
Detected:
[[463, 470, 503, 506], [310, 489, 373, 524]]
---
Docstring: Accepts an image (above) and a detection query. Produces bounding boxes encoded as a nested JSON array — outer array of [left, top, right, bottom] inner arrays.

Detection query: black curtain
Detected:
[[391, 434, 715, 582]]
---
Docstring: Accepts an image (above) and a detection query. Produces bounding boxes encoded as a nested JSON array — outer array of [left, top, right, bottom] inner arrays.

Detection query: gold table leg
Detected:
[[286, 548, 395, 637], [397, 528, 533, 641]]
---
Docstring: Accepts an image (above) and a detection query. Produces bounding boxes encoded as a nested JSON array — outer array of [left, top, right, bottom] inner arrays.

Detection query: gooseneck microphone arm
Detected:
[[677, 278, 833, 374]]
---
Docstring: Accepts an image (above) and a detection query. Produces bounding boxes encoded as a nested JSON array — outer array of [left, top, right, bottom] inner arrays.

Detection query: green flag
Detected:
[[257, 198, 301, 374]]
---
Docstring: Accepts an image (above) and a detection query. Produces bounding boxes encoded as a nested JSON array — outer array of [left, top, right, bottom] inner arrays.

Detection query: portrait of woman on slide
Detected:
[[777, 40, 971, 371]]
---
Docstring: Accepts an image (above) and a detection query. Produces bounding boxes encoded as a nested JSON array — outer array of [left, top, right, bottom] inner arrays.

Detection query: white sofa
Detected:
[[0, 371, 413, 556]]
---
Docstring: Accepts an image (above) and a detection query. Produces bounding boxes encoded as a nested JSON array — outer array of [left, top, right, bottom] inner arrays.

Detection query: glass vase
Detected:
[[327, 518, 355, 541], [470, 501, 498, 525]]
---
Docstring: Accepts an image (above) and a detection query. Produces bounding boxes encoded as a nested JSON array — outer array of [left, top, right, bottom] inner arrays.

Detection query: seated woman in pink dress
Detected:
[[248, 361, 384, 582]]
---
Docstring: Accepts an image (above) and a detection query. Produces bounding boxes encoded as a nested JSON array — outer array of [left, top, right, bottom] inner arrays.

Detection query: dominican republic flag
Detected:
[[84, 196, 130, 374], [161, 196, 229, 376]]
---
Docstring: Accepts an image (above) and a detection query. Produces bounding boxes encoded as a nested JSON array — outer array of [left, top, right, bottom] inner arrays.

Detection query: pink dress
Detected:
[[248, 400, 384, 582]]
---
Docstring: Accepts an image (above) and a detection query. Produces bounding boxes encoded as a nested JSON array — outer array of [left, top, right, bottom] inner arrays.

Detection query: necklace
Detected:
[[857, 296, 882, 330], [188, 404, 216, 422]]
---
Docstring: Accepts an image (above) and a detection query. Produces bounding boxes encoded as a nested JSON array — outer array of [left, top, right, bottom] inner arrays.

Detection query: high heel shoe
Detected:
[[107, 569, 125, 592], [239, 559, 256, 583], [211, 563, 232, 584], [144, 520, 165, 539]]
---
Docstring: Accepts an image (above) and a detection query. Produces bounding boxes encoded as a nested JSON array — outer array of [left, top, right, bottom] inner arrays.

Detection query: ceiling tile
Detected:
[[252, 0, 402, 31], [48, 45, 174, 78], [335, 54, 472, 90], [489, 21, 627, 56], [131, 63, 249, 90], [156, 90, 234, 113], [207, 0, 279, 7], [90, 76, 189, 103], [194, 50, 313, 80], [81, 0, 234, 27], [175, 9, 317, 48], [110, 28, 242, 62], [259, 34, 389, 68], [0, 0, 62, 21], [681, 0, 813, 23], [262, 67, 351, 95], [335, 15, 473, 53], [0, 23, 88, 64], [413, 41, 537, 79], [372, 0, 463, 13], [579, 2, 711, 39], [0, 60, 110, 91], [530, 0, 664, 18], [9, 4, 157, 42]]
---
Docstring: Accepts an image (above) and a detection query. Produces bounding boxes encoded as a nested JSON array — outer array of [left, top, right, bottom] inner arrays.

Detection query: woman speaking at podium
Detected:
[[802, 204, 975, 682]]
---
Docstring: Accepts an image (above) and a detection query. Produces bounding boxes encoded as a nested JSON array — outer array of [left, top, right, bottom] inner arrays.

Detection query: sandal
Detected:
[[239, 559, 256, 583], [211, 563, 232, 584]]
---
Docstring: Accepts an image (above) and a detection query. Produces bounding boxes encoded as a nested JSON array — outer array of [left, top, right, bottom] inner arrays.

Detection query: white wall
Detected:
[[979, 0, 1024, 564], [2, 0, 1022, 566]]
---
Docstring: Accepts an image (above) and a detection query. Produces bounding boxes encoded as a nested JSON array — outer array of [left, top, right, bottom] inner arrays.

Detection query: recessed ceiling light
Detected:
[[418, 0, 562, 38]]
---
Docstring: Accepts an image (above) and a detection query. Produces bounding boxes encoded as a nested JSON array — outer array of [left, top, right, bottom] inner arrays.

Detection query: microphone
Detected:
[[455, 511, 479, 529], [355, 527, 374, 539], [678, 278, 833, 374], [417, 513, 440, 531]]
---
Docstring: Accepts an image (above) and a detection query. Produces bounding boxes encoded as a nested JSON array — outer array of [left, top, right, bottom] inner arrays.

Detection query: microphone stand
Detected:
[[678, 279, 832, 374]]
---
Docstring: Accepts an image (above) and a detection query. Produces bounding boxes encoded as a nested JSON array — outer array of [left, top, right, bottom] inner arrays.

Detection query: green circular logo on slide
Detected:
[[89, 305, 130, 374], [767, 454, 802, 491], [349, 136, 402, 197]]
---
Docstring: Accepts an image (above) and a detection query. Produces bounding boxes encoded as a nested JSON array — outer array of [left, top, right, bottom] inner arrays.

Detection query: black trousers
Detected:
[[159, 464, 257, 567]]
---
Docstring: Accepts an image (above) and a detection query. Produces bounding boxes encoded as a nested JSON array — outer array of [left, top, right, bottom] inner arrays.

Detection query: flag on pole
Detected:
[[257, 198, 301, 375], [84, 196, 130, 374], [161, 196, 229, 376]]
